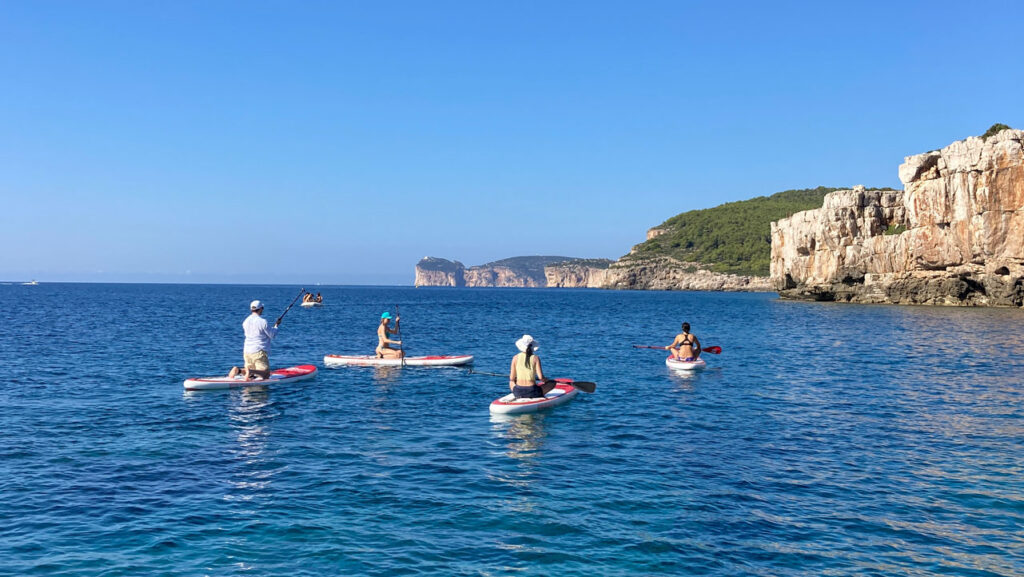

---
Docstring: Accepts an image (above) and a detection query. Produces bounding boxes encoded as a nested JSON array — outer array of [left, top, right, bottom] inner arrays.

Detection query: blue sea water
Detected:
[[0, 283, 1021, 576]]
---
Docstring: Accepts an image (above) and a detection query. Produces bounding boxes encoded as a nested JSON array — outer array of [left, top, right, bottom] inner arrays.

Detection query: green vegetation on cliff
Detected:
[[626, 187, 846, 277], [982, 123, 1013, 140]]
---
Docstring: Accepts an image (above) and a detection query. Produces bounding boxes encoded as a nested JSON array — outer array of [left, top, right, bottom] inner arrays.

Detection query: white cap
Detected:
[[515, 334, 539, 353], [250, 300, 264, 311]]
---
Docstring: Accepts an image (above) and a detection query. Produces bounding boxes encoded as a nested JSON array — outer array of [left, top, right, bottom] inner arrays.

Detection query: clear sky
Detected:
[[2, 1, 1022, 284]]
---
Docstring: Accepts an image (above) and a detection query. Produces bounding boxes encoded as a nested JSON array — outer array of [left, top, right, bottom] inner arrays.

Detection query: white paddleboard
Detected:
[[183, 364, 318, 390], [323, 354, 473, 367], [489, 380, 579, 415], [665, 356, 706, 371]]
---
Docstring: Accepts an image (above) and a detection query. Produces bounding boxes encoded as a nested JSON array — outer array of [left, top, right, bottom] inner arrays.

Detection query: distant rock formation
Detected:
[[771, 127, 1024, 306], [545, 259, 615, 288], [603, 256, 773, 291], [415, 256, 614, 288], [414, 257, 465, 287]]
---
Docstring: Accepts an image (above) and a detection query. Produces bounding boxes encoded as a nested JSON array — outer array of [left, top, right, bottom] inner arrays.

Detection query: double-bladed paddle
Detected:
[[633, 344, 722, 354], [468, 369, 596, 393]]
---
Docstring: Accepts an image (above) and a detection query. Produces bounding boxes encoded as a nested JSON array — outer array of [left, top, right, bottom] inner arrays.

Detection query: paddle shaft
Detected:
[[634, 344, 721, 354], [276, 288, 306, 325], [395, 304, 405, 366], [468, 369, 595, 393]]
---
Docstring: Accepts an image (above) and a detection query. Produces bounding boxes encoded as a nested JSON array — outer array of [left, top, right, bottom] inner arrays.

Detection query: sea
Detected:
[[1, 283, 1021, 576]]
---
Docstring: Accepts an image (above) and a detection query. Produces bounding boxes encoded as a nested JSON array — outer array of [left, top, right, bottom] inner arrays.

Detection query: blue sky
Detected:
[[2, 1, 1022, 284]]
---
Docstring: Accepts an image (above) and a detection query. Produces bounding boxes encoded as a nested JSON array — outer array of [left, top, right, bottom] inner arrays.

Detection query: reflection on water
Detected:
[[225, 387, 275, 500], [490, 414, 548, 488], [491, 413, 548, 461], [371, 366, 402, 386]]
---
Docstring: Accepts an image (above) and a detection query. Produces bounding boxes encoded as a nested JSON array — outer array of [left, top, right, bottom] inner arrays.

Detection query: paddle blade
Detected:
[[702, 346, 722, 354], [570, 380, 596, 393]]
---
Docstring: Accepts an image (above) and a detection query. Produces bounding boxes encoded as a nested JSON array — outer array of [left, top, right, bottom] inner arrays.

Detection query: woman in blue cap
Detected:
[[375, 311, 404, 359]]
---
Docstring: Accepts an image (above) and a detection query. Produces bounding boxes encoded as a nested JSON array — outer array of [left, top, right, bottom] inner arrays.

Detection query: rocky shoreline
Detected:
[[770, 128, 1024, 306]]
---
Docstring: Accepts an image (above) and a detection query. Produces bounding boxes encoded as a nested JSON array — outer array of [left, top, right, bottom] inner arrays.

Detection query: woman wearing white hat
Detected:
[[508, 335, 557, 399]]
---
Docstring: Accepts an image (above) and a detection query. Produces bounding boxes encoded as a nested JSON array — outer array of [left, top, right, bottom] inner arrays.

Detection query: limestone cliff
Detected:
[[414, 257, 464, 287], [544, 260, 614, 288], [602, 255, 773, 291], [463, 265, 544, 287], [416, 256, 613, 287], [771, 128, 1024, 306]]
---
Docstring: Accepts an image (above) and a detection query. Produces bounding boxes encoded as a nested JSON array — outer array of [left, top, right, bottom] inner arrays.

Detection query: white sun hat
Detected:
[[515, 334, 539, 353]]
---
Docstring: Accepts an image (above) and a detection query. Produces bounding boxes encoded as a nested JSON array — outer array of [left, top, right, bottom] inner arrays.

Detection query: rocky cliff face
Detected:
[[414, 257, 464, 287], [544, 262, 613, 288], [771, 129, 1024, 306], [463, 265, 545, 287], [416, 256, 613, 287], [603, 256, 773, 291]]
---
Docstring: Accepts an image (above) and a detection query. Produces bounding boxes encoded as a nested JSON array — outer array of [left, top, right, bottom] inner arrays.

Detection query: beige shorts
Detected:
[[243, 350, 269, 371]]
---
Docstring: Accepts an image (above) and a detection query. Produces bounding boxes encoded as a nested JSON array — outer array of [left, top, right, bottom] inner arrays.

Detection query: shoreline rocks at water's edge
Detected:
[[770, 128, 1024, 306]]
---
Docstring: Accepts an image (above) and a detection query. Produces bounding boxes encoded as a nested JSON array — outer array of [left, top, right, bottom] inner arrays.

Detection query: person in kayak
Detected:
[[302, 292, 314, 304], [375, 312, 404, 359], [666, 322, 701, 361], [315, 292, 323, 303], [509, 335, 556, 398], [227, 300, 281, 380]]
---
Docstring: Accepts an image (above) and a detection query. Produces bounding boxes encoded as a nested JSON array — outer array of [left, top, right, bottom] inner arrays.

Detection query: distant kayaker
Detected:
[[302, 292, 314, 304], [315, 292, 323, 303], [508, 335, 556, 399], [375, 312, 404, 358], [227, 300, 280, 380], [666, 322, 701, 361]]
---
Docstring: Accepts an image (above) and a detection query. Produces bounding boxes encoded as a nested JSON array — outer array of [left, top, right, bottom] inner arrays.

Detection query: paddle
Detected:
[[276, 288, 307, 326], [467, 369, 596, 393], [395, 304, 405, 367], [633, 344, 722, 354]]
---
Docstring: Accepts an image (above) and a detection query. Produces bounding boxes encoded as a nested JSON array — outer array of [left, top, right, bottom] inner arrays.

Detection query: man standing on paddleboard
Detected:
[[228, 300, 280, 380]]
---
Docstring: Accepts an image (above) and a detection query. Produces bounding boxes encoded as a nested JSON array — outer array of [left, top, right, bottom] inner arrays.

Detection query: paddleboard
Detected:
[[665, 356, 706, 371], [183, 364, 318, 390], [323, 354, 473, 367], [489, 379, 579, 415]]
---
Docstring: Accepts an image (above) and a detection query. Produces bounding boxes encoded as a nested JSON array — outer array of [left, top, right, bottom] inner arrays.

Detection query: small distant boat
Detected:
[[300, 301, 323, 307], [22, 280, 38, 286]]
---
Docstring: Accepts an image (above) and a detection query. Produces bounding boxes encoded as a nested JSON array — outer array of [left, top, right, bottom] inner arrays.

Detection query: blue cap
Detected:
[[381, 312, 392, 320]]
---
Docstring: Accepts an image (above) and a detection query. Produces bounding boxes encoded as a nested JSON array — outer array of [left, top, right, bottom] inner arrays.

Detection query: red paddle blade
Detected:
[[702, 346, 722, 354]]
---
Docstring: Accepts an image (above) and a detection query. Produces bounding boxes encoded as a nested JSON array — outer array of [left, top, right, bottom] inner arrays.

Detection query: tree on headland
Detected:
[[982, 123, 1013, 140], [623, 186, 897, 277]]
